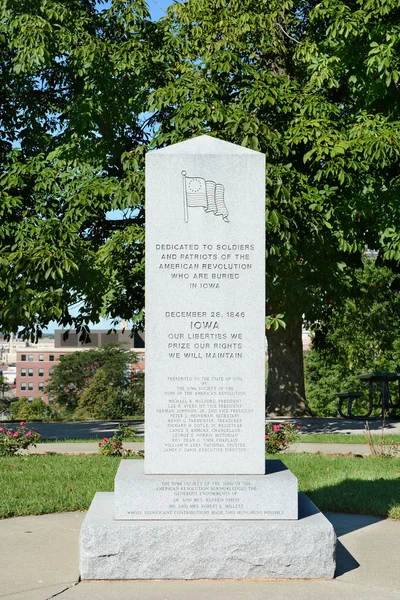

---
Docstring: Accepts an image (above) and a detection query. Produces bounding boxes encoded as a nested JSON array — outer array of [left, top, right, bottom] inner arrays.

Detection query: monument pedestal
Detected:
[[114, 460, 298, 520], [80, 491, 336, 580], [80, 460, 336, 580]]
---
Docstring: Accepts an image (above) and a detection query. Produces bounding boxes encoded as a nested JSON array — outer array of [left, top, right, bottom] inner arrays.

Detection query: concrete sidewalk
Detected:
[[1, 510, 399, 600], [22, 441, 383, 455], [23, 442, 145, 455]]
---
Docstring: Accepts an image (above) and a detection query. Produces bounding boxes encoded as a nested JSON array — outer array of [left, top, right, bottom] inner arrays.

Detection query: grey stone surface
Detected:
[[5, 509, 400, 600], [17, 441, 383, 456], [0, 511, 81, 599], [66, 580, 400, 600], [79, 136, 335, 582], [285, 442, 372, 455], [80, 493, 335, 580], [114, 459, 298, 520], [145, 135, 266, 475]]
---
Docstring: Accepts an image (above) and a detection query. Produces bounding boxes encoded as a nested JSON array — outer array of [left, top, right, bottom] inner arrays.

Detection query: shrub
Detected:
[[10, 397, 63, 422], [98, 425, 143, 457], [98, 435, 125, 456], [74, 369, 144, 420], [265, 422, 300, 454], [0, 422, 41, 456]]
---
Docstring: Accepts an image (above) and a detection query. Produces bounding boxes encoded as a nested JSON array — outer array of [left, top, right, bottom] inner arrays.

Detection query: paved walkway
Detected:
[[1, 510, 399, 600], [22, 441, 145, 455], [22, 441, 376, 455], [8, 417, 400, 441]]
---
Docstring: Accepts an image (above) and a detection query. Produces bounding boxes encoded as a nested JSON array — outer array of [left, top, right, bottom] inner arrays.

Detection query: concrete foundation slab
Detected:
[[114, 459, 298, 520], [80, 492, 336, 580]]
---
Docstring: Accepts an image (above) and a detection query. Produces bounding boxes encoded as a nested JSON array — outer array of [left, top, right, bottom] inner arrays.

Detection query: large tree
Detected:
[[1, 0, 400, 415], [46, 343, 137, 410], [306, 259, 400, 416], [149, 0, 400, 415], [0, 0, 162, 339]]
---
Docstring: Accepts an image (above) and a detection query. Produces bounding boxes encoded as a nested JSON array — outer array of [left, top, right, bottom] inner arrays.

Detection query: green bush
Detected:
[[10, 397, 63, 422], [265, 422, 300, 454], [74, 369, 144, 420], [305, 261, 400, 417], [98, 425, 144, 457], [74, 370, 123, 419], [0, 422, 41, 456]]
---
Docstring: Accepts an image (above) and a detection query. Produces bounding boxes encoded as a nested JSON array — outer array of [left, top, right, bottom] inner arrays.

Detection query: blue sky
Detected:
[[97, 0, 174, 19], [146, 0, 174, 19]]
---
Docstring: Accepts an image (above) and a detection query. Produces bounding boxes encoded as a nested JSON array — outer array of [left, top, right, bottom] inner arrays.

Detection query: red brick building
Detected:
[[16, 330, 145, 403]]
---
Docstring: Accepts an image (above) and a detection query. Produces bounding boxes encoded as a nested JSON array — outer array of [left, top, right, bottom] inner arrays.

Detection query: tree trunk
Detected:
[[266, 317, 311, 417]]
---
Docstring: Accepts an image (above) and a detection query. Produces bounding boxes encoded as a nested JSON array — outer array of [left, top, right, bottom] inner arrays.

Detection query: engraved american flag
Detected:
[[181, 171, 229, 223]]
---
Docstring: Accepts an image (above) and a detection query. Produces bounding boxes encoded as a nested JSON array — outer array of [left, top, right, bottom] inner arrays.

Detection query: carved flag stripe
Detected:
[[182, 172, 229, 222]]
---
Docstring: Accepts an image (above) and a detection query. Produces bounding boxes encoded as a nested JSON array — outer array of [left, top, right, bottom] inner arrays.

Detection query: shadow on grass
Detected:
[[306, 477, 399, 521]]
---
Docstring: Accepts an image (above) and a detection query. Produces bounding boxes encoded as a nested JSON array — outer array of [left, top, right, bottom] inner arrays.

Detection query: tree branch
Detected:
[[276, 22, 300, 44]]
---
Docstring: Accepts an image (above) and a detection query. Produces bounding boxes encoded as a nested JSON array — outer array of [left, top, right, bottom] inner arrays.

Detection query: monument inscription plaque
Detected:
[[145, 135, 266, 474]]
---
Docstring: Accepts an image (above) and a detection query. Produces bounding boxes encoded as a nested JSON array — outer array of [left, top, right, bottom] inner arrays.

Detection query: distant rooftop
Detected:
[[54, 329, 145, 349]]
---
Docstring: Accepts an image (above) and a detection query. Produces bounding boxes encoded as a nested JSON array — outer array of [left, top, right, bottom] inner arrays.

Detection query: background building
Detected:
[[15, 330, 145, 403]]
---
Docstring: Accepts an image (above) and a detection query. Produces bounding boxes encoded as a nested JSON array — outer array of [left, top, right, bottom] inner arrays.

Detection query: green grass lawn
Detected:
[[298, 433, 400, 444], [279, 454, 400, 520], [1, 453, 399, 520]]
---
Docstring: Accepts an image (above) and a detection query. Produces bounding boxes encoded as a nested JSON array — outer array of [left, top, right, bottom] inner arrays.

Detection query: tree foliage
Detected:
[[10, 396, 61, 421], [0, 0, 162, 339], [1, 1, 400, 414], [306, 259, 400, 415], [150, 0, 400, 414], [46, 343, 137, 411], [74, 369, 121, 419]]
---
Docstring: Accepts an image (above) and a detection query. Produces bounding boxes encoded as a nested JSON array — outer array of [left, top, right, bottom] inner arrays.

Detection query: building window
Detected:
[[28, 354, 34, 361], [21, 354, 26, 361], [39, 396, 44, 401], [38, 368, 44, 377], [38, 383, 44, 391], [49, 355, 55, 361], [39, 354, 44, 361], [28, 396, 33, 402], [49, 368, 54, 375], [21, 382, 26, 391], [49, 396, 55, 403], [21, 368, 26, 377], [28, 382, 33, 391], [28, 368, 34, 376]]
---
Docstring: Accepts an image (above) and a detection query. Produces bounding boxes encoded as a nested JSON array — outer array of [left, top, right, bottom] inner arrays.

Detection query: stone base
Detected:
[[80, 493, 336, 580], [114, 459, 298, 520]]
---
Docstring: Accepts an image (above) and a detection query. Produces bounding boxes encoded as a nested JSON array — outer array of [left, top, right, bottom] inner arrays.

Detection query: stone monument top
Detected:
[[145, 133, 266, 475], [152, 134, 261, 155]]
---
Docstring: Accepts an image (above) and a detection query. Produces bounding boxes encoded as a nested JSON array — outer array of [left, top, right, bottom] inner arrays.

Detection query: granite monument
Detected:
[[80, 135, 336, 580]]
